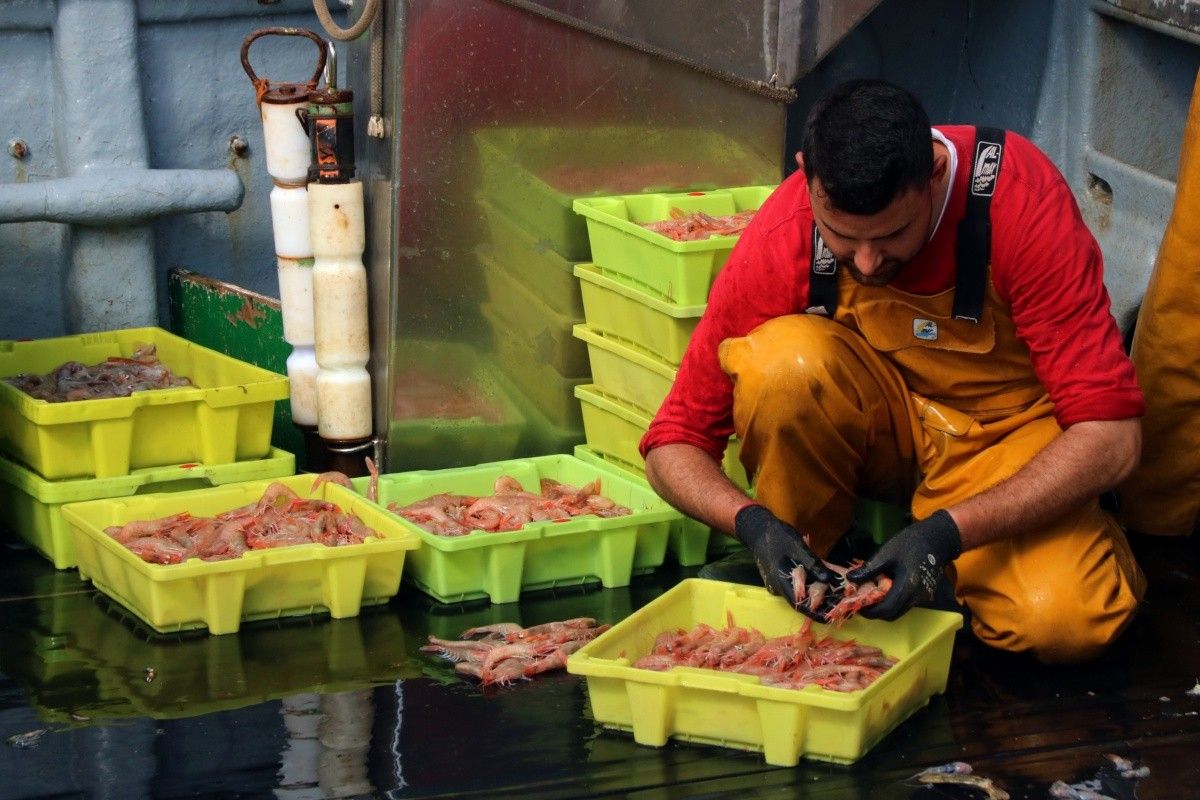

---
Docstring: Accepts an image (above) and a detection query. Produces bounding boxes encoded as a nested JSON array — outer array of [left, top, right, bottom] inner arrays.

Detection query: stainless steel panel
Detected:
[[504, 0, 884, 87], [373, 0, 785, 471]]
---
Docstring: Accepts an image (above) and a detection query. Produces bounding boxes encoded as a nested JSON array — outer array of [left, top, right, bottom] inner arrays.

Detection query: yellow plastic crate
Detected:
[[479, 193, 584, 318], [575, 264, 703, 367], [0, 327, 289, 479], [567, 579, 963, 765], [575, 384, 750, 490], [59, 475, 421, 635], [353, 454, 673, 604], [575, 324, 675, 417], [573, 186, 776, 305], [0, 447, 295, 570]]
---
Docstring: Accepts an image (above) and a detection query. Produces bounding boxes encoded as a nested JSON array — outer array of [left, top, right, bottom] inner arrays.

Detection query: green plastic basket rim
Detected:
[[475, 192, 578, 273], [478, 249, 581, 331], [573, 324, 678, 381], [574, 264, 706, 317]]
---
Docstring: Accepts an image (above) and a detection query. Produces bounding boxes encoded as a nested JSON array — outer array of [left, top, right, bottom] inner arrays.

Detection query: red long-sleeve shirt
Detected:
[[641, 126, 1144, 465]]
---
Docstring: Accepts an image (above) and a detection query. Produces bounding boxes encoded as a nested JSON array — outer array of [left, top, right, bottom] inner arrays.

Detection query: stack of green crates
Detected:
[[0, 327, 295, 570], [565, 187, 779, 565]]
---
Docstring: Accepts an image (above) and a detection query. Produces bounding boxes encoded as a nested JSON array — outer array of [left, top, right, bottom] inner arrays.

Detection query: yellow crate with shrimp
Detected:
[[59, 475, 421, 635], [567, 578, 963, 766], [0, 327, 288, 480]]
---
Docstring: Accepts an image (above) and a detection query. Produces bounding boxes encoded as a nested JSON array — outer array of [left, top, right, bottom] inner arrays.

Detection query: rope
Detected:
[[313, 0, 387, 138]]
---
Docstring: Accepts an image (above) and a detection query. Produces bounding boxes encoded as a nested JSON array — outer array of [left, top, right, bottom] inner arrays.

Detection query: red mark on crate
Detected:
[[687, 192, 705, 196], [179, 463, 198, 469]]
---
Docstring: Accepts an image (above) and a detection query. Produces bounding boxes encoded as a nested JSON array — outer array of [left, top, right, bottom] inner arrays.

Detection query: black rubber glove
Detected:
[[733, 504, 835, 620], [845, 509, 962, 621]]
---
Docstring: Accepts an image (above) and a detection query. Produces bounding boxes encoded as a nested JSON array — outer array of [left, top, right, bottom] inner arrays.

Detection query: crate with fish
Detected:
[[483, 303, 589, 430], [479, 248, 589, 376], [478, 194, 584, 318], [567, 578, 963, 766], [572, 445, 744, 568], [0, 327, 289, 480], [475, 126, 772, 261], [574, 265, 704, 367], [351, 454, 675, 605], [387, 341, 524, 472], [59, 475, 422, 635], [572, 186, 776, 305], [0, 447, 295, 570]]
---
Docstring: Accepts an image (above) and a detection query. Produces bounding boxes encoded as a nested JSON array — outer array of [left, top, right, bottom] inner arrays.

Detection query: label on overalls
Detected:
[[812, 233, 837, 275], [913, 318, 939, 341], [971, 141, 1003, 196]]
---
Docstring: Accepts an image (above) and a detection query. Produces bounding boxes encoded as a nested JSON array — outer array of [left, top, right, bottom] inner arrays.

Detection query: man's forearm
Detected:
[[947, 418, 1141, 550], [643, 443, 754, 535]]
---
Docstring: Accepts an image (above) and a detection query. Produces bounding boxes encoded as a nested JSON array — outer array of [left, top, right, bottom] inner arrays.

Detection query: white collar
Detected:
[[929, 128, 957, 241]]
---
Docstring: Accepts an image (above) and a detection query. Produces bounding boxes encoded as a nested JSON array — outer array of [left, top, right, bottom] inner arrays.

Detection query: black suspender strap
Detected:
[[953, 126, 1006, 323], [805, 225, 838, 317]]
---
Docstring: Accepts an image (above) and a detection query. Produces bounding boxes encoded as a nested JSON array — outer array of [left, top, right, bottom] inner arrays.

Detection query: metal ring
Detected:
[[240, 27, 328, 88]]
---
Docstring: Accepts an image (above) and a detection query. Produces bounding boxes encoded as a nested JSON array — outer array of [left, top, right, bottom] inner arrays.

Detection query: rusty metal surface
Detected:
[[1103, 0, 1200, 35]]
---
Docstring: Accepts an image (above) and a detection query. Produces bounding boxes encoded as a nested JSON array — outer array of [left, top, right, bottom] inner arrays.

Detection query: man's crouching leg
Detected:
[[952, 505, 1145, 664], [719, 314, 917, 556]]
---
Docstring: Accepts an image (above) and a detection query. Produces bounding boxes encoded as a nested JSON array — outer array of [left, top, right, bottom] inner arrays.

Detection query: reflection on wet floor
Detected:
[[1, 535, 1198, 799]]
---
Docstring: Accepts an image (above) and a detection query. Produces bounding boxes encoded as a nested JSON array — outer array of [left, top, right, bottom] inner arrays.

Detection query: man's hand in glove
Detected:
[[734, 504, 835, 621], [844, 509, 963, 621]]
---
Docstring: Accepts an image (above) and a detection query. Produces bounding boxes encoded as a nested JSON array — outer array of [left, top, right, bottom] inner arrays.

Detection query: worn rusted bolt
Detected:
[[228, 135, 249, 158], [8, 139, 28, 159]]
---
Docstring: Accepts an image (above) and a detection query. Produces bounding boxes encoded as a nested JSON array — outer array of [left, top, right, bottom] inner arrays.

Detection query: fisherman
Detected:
[[641, 79, 1146, 665]]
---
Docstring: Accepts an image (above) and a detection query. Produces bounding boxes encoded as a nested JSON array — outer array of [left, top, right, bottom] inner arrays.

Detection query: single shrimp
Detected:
[[310, 471, 353, 493], [461, 622, 524, 640], [365, 457, 379, 503], [789, 564, 807, 605], [918, 773, 1010, 800]]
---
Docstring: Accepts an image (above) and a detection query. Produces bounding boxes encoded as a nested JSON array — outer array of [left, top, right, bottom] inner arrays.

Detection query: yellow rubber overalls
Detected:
[[1119, 69, 1200, 536], [719, 129, 1145, 664]]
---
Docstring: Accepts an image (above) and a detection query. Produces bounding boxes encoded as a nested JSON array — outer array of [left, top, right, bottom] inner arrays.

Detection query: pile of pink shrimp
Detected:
[[787, 559, 894, 624], [6, 343, 192, 402], [634, 614, 896, 692], [640, 207, 756, 241], [104, 472, 377, 565], [389, 475, 630, 536], [420, 617, 611, 687]]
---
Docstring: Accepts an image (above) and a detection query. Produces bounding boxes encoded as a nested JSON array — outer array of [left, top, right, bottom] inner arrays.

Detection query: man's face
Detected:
[[808, 179, 934, 287]]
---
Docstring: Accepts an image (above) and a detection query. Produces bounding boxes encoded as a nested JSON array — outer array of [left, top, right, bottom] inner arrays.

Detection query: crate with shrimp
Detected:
[[572, 185, 776, 306], [350, 454, 675, 605], [0, 446, 295, 570], [0, 327, 289, 480], [59, 475, 422, 635], [572, 445, 744, 567], [566, 578, 963, 766]]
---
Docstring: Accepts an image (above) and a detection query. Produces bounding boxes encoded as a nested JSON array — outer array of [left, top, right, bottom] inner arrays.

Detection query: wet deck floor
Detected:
[[0, 534, 1197, 800]]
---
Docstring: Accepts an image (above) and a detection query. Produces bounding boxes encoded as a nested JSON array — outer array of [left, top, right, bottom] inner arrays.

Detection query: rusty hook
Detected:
[[240, 27, 328, 92]]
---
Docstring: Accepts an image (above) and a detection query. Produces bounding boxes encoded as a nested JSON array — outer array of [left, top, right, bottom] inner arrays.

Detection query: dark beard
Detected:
[[840, 258, 908, 287]]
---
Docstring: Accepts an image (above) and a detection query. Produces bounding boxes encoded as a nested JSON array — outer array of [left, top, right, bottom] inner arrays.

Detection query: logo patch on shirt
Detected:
[[913, 318, 938, 341], [812, 233, 837, 276], [971, 141, 1002, 196]]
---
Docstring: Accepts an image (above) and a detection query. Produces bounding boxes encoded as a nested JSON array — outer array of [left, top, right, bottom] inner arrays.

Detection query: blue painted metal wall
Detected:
[[0, 0, 343, 338]]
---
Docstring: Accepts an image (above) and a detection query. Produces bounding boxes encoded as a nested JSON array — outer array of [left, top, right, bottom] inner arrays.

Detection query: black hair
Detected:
[[801, 79, 933, 215]]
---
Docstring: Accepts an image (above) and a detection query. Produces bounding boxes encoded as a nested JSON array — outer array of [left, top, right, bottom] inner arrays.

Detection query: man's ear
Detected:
[[795, 152, 805, 172], [931, 148, 949, 184]]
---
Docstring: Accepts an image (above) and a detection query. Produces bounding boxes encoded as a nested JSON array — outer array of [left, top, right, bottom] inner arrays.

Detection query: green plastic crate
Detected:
[[575, 264, 704, 367], [479, 248, 588, 376], [573, 445, 742, 567], [574, 324, 675, 417], [352, 454, 674, 604], [572, 186, 776, 305], [387, 341, 525, 472], [0, 327, 289, 480], [476, 127, 775, 261], [60, 476, 421, 634], [567, 579, 963, 765], [479, 193, 584, 318], [0, 447, 295, 570], [575, 384, 750, 491]]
